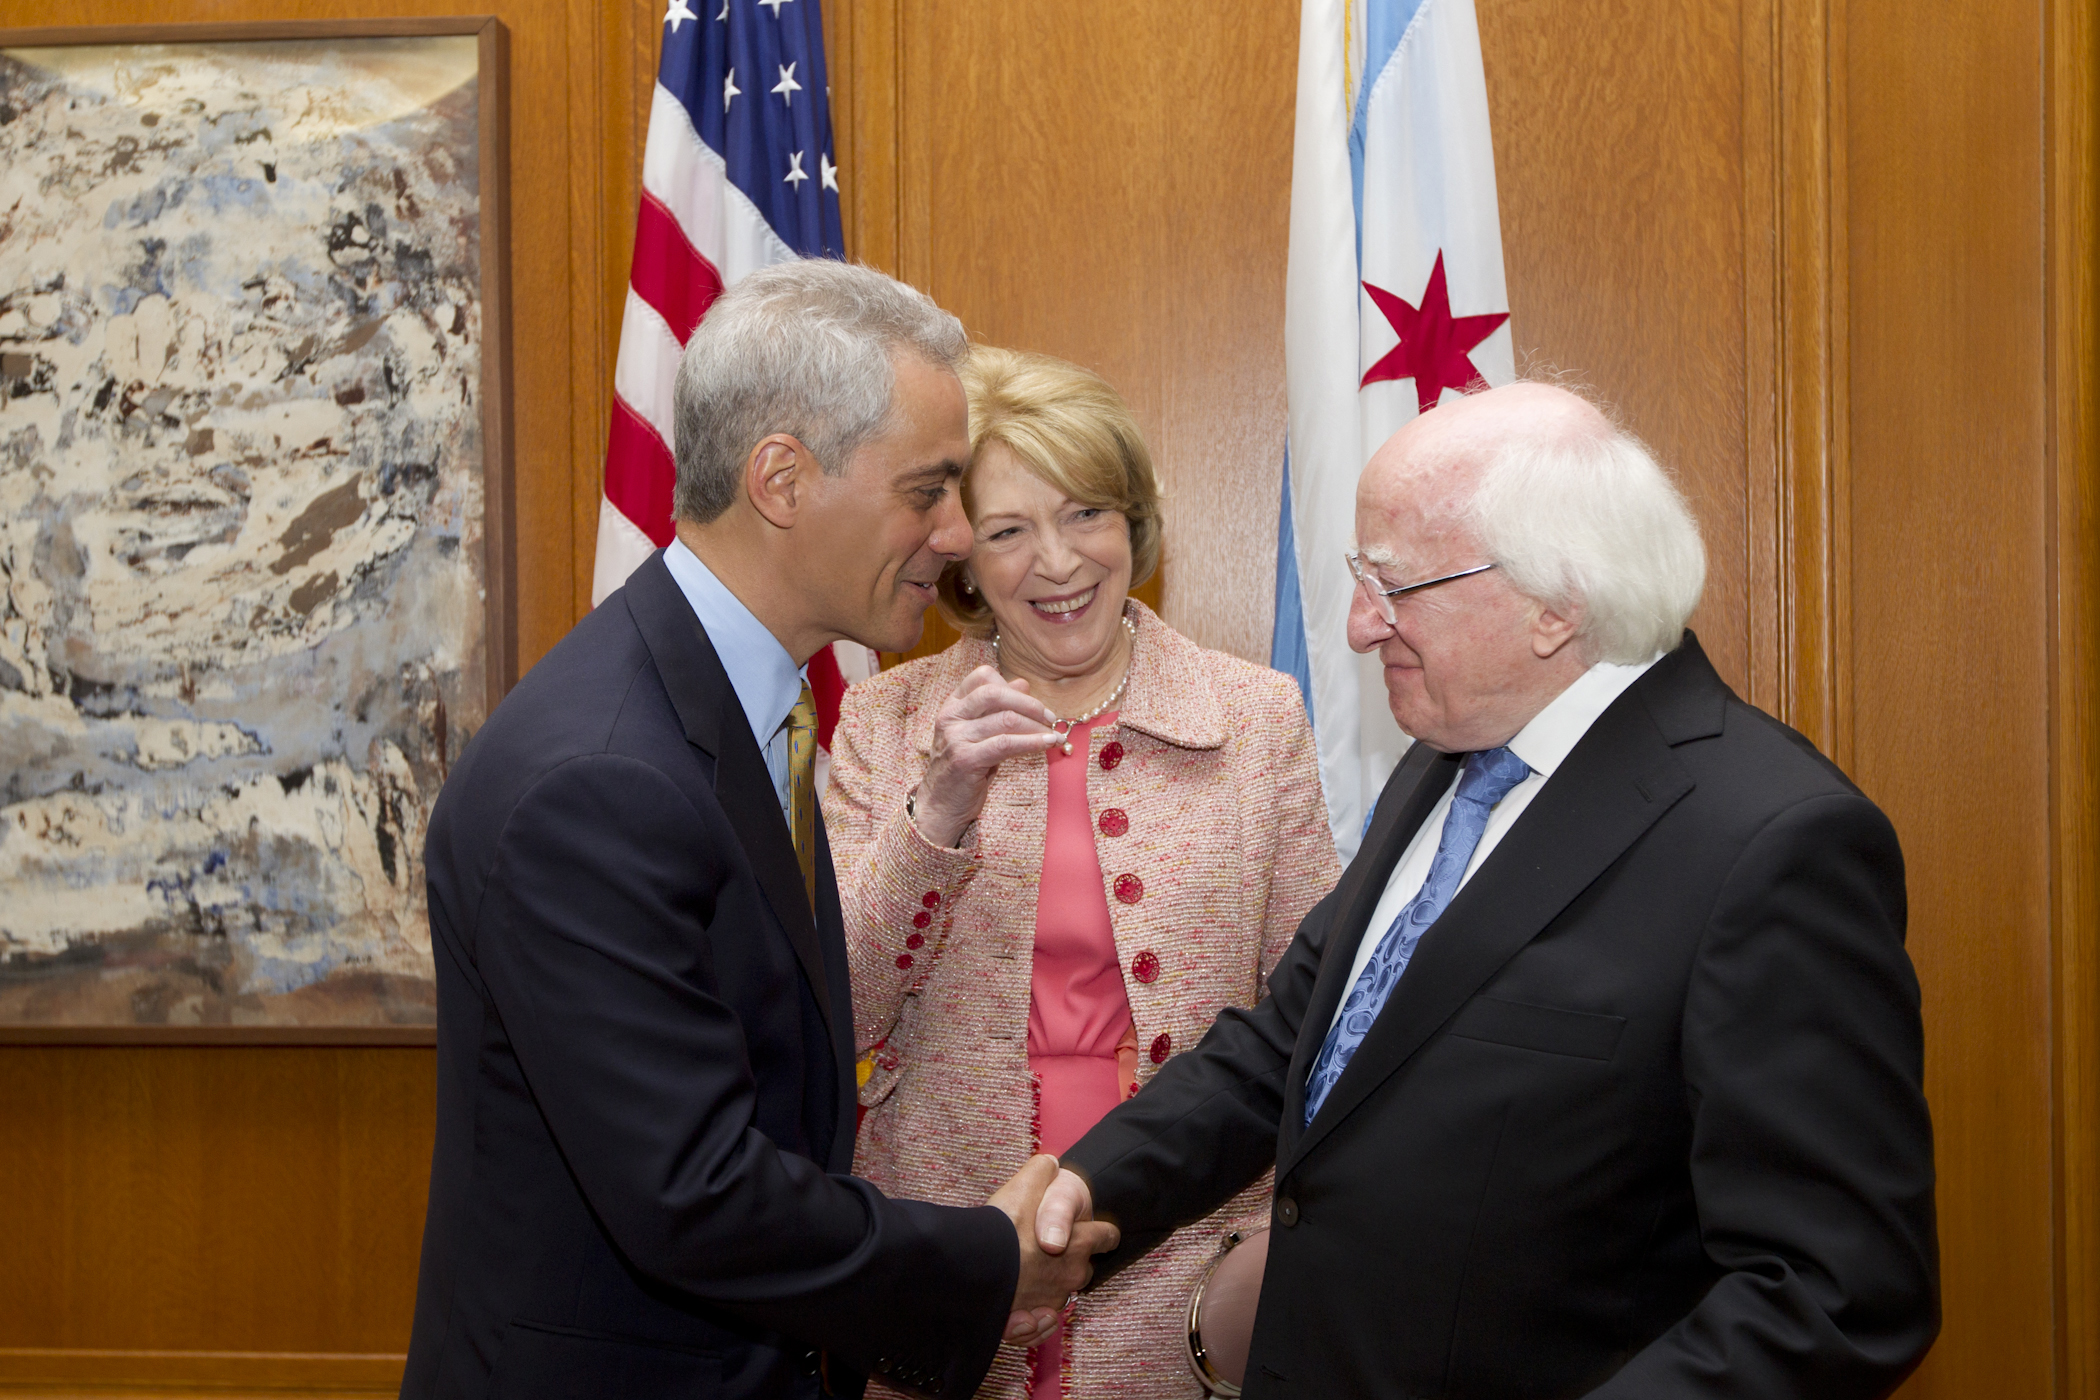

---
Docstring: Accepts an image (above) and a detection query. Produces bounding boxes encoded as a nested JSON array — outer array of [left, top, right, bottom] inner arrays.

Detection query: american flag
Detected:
[[593, 0, 873, 744]]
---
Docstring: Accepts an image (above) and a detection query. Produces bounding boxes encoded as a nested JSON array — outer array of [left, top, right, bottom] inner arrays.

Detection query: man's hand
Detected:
[[1032, 1166, 1094, 1255], [989, 1155, 1119, 1347]]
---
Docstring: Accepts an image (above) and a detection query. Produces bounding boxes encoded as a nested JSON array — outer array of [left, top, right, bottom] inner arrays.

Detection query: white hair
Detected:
[[1463, 416, 1707, 664], [671, 260, 967, 523]]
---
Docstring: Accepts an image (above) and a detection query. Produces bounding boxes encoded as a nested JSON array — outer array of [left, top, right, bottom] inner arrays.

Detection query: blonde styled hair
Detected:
[[936, 346, 1163, 636]]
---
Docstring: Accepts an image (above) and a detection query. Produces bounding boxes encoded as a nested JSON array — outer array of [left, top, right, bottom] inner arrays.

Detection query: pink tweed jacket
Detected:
[[824, 601, 1340, 1400]]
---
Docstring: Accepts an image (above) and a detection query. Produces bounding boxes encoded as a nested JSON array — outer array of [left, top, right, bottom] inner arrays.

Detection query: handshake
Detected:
[[988, 1156, 1114, 1346]]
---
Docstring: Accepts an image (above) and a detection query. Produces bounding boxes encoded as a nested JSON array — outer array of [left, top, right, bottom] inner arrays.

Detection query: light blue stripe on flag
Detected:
[[1270, 446, 1316, 728], [1348, 0, 1432, 265]]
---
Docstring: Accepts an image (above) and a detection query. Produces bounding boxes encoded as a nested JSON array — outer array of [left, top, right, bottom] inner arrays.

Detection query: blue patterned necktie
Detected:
[[1302, 745, 1533, 1124]]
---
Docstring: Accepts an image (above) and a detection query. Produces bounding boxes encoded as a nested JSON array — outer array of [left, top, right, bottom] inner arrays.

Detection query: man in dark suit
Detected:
[[402, 261, 1112, 1400], [1035, 382, 1939, 1397]]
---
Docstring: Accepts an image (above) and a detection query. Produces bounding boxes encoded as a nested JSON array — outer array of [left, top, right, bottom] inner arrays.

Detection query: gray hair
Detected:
[[671, 260, 968, 523], [1463, 407, 1707, 664]]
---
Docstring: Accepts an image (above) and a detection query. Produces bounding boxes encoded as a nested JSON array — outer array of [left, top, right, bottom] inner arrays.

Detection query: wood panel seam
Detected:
[[2045, 0, 2100, 1391], [0, 1347, 405, 1395]]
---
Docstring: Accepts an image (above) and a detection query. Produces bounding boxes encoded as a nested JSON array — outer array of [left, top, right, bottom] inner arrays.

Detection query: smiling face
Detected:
[[965, 441, 1135, 686], [793, 353, 974, 653], [1347, 398, 1586, 752]]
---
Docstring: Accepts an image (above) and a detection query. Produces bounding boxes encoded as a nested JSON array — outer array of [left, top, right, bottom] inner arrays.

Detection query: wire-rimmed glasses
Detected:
[[1345, 552, 1499, 626]]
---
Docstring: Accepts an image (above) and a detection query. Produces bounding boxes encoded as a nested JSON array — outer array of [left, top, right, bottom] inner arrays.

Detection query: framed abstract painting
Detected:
[[0, 18, 512, 1041]]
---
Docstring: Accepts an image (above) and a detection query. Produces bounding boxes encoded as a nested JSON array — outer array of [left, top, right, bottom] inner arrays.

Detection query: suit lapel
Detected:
[[1278, 741, 1462, 1160], [1279, 665, 1700, 1178], [622, 553, 836, 1039], [812, 808, 859, 1169]]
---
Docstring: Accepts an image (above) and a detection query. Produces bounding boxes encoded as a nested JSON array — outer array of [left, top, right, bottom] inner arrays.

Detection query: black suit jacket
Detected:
[[401, 553, 1016, 1400], [1062, 634, 1938, 1399]]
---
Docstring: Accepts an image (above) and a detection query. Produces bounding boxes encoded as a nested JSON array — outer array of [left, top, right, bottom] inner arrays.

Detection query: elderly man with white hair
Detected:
[[1036, 382, 1939, 1398]]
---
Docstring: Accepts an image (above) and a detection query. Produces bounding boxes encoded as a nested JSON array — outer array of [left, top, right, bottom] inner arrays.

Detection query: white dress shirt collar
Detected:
[[660, 539, 805, 756], [1501, 653, 1662, 783], [1325, 652, 1664, 1037]]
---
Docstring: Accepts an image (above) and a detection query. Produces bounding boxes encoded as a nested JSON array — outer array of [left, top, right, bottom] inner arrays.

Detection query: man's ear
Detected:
[[744, 434, 815, 530], [1531, 600, 1582, 659]]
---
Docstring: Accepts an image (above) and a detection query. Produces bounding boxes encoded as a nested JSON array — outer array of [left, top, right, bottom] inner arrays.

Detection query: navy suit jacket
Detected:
[[1063, 634, 1939, 1398], [402, 553, 1015, 1400]]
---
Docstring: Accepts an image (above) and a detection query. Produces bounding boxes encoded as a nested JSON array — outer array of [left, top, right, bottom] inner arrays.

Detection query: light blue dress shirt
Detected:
[[661, 540, 805, 820]]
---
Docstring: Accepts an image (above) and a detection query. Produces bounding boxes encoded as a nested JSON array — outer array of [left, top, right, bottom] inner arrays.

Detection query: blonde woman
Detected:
[[825, 347, 1339, 1399]]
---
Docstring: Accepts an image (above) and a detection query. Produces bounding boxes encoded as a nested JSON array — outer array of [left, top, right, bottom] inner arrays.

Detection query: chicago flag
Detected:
[[1271, 0, 1516, 859], [593, 0, 872, 741]]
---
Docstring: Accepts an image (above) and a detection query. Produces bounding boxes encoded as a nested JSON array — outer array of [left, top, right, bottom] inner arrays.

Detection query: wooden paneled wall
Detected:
[[831, 1, 1299, 667], [1, 2, 2094, 1399]]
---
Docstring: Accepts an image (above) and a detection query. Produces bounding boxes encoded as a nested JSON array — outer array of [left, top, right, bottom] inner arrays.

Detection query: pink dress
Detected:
[[1028, 714, 1136, 1400]]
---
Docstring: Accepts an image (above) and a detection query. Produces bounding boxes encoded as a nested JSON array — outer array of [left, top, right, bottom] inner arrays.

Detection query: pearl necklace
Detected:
[[993, 612, 1138, 756]]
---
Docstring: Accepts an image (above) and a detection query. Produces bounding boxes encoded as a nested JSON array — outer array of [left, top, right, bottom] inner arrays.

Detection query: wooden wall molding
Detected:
[[1770, 0, 1848, 759], [0, 1349, 401, 1397], [568, 0, 662, 621], [0, 1028, 435, 1047], [564, 0, 610, 626], [1739, 0, 1781, 715], [828, 0, 903, 280], [2047, 0, 2100, 1392]]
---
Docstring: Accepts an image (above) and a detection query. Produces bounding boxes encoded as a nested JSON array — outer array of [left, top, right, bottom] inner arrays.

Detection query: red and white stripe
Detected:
[[594, 80, 872, 734]]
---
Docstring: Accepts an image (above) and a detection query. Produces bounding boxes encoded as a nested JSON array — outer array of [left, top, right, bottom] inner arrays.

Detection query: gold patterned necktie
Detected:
[[786, 681, 818, 909]]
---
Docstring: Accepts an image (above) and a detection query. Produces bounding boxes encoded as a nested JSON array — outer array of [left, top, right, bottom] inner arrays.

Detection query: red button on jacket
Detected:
[[1097, 807, 1128, 837], [1099, 741, 1125, 770], [1130, 949, 1161, 983], [1114, 874, 1144, 905], [1149, 1033, 1172, 1064]]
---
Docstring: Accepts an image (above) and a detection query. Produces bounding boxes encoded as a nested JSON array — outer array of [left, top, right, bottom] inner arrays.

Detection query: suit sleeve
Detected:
[[1589, 792, 1939, 1397], [476, 753, 1016, 1400], [1058, 883, 1343, 1277]]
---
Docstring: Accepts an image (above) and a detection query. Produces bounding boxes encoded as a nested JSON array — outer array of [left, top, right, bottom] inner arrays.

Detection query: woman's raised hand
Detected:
[[911, 665, 1060, 848]]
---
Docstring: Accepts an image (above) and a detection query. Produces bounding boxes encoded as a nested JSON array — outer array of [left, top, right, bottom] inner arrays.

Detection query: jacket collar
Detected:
[[620, 551, 837, 1038], [1278, 631, 1725, 1178], [907, 600, 1226, 753]]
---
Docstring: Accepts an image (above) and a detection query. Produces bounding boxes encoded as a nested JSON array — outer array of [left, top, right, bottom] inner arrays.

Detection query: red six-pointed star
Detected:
[[1359, 250, 1510, 414]]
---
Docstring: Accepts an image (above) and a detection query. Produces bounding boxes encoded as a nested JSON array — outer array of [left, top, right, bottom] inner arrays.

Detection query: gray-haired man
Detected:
[[403, 261, 1112, 1400], [1037, 382, 1939, 1398]]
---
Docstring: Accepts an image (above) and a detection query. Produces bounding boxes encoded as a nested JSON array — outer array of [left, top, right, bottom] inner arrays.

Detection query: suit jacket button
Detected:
[[1276, 1195, 1299, 1227]]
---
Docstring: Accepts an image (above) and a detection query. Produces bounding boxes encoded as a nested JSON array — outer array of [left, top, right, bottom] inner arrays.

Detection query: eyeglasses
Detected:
[[1345, 552, 1499, 626]]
